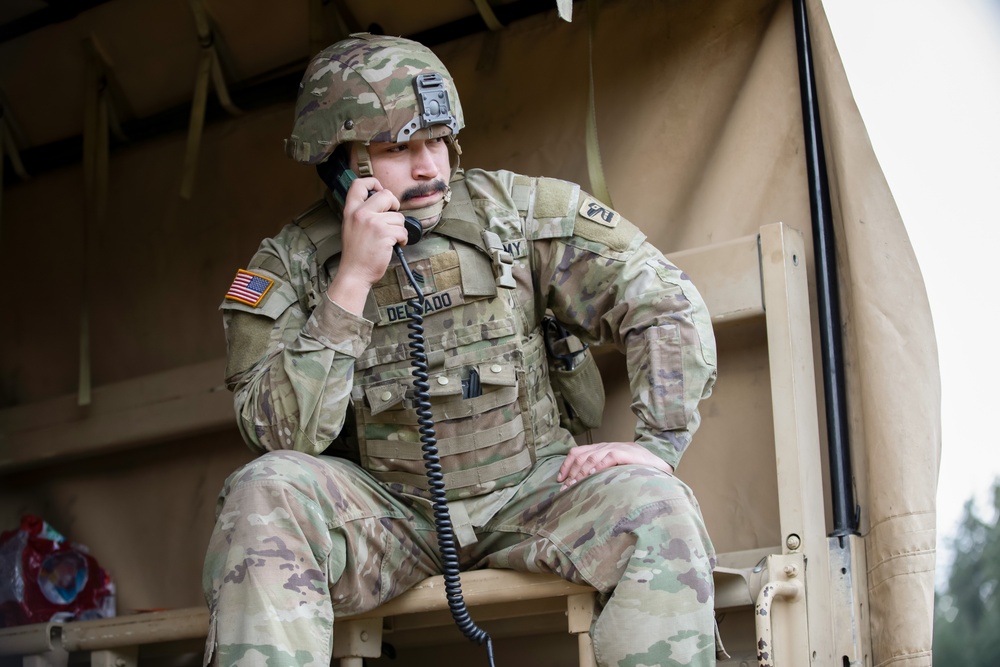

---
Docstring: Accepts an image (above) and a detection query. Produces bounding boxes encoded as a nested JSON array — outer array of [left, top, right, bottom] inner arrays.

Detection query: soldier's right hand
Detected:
[[328, 177, 409, 314]]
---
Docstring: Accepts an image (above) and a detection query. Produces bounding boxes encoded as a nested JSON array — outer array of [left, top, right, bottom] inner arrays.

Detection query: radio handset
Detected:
[[315, 156, 496, 665], [317, 154, 422, 246]]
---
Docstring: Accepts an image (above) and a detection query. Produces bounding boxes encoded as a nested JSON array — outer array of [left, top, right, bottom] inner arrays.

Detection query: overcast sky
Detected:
[[823, 0, 1000, 576]]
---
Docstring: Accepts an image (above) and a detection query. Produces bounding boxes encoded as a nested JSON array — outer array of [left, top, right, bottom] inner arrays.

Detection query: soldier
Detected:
[[205, 33, 720, 667]]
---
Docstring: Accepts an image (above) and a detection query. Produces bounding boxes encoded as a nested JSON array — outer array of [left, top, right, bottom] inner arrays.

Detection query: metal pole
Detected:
[[791, 0, 858, 537]]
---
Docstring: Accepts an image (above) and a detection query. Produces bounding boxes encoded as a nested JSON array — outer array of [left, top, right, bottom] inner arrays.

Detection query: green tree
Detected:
[[933, 478, 1000, 665]]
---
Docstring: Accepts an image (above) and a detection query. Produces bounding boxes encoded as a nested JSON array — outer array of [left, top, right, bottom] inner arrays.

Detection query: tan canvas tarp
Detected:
[[0, 1, 938, 664], [807, 4, 940, 664]]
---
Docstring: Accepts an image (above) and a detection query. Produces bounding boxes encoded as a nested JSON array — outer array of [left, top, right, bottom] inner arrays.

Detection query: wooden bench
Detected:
[[1, 222, 823, 666], [0, 552, 771, 667]]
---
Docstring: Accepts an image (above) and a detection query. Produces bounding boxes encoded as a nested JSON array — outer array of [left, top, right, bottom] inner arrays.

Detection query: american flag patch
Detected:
[[225, 269, 274, 307]]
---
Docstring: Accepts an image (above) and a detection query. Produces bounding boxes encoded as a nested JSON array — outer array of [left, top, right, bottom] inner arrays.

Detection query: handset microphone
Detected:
[[400, 216, 423, 246]]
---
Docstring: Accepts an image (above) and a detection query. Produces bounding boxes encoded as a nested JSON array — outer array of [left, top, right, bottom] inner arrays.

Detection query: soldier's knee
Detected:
[[588, 466, 711, 552], [225, 450, 314, 486], [590, 464, 698, 509], [221, 450, 359, 504]]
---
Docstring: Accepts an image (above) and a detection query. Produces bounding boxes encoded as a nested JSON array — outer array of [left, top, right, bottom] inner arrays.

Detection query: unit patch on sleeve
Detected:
[[225, 269, 274, 307], [579, 196, 621, 228]]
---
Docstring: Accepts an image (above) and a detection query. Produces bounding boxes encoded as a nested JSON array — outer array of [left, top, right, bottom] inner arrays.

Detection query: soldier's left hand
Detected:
[[557, 442, 674, 491]]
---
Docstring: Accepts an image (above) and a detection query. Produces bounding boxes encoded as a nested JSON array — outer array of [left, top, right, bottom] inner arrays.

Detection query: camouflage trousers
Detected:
[[202, 450, 717, 667]]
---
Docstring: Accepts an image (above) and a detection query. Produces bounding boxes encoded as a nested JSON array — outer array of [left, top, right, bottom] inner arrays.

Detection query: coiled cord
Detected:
[[395, 246, 496, 666]]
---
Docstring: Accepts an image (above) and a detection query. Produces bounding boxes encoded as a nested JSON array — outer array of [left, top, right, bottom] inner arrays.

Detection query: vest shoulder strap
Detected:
[[435, 176, 488, 251]]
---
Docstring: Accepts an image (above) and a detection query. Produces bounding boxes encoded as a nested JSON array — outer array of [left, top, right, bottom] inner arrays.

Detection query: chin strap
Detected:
[[406, 187, 452, 230]]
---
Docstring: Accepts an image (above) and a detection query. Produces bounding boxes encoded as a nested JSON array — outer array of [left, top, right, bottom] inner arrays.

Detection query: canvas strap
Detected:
[[586, 0, 613, 207], [180, 0, 241, 199]]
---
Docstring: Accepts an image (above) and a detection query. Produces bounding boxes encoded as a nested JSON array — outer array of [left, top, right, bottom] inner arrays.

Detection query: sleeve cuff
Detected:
[[635, 430, 687, 470], [303, 294, 373, 357]]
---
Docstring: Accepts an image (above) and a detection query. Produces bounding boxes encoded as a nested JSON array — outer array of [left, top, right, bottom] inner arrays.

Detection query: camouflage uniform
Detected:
[[206, 33, 719, 667]]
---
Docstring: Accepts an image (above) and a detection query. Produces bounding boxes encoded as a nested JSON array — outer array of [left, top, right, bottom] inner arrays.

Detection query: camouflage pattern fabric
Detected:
[[284, 33, 464, 165], [203, 452, 716, 667], [210, 167, 719, 665]]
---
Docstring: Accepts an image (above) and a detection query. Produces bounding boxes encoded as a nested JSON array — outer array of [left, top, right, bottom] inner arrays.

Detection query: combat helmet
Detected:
[[285, 33, 464, 178]]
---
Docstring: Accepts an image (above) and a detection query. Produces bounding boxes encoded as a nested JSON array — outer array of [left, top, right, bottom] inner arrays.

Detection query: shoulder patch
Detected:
[[225, 269, 274, 307], [579, 196, 620, 228]]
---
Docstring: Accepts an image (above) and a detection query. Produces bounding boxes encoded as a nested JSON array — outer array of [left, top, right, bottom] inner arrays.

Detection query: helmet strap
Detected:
[[406, 188, 451, 229], [355, 143, 374, 177], [447, 136, 462, 181]]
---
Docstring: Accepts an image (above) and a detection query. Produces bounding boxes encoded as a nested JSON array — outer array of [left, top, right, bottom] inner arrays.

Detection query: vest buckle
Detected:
[[482, 231, 516, 289]]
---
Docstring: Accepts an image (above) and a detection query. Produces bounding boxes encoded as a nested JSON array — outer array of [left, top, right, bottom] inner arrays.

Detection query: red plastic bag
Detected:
[[0, 515, 116, 627]]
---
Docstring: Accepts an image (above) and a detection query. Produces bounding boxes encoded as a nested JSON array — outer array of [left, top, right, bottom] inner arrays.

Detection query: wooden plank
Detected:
[[347, 571, 594, 620], [0, 621, 60, 655], [60, 608, 209, 652], [384, 597, 569, 632], [0, 358, 232, 473], [759, 222, 833, 661], [1, 359, 225, 431], [669, 232, 764, 324]]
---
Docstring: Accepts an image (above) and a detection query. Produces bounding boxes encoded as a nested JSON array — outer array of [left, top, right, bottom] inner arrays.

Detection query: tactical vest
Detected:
[[296, 172, 571, 501]]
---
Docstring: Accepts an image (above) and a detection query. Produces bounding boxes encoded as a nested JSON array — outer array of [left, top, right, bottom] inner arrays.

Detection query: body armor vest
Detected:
[[305, 175, 567, 501]]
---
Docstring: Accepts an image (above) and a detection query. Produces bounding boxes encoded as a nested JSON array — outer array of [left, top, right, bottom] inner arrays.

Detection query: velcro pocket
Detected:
[[426, 370, 465, 398], [476, 360, 517, 386], [364, 379, 406, 416]]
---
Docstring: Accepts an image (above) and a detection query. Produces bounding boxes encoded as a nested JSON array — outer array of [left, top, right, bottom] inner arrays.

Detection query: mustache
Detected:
[[401, 180, 448, 203]]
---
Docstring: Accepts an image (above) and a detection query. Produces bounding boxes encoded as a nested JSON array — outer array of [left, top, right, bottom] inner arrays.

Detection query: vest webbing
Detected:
[[372, 448, 532, 491], [365, 414, 525, 459]]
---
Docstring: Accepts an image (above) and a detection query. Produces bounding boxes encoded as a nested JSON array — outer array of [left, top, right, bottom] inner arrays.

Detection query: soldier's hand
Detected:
[[328, 177, 409, 314], [556, 442, 674, 491]]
